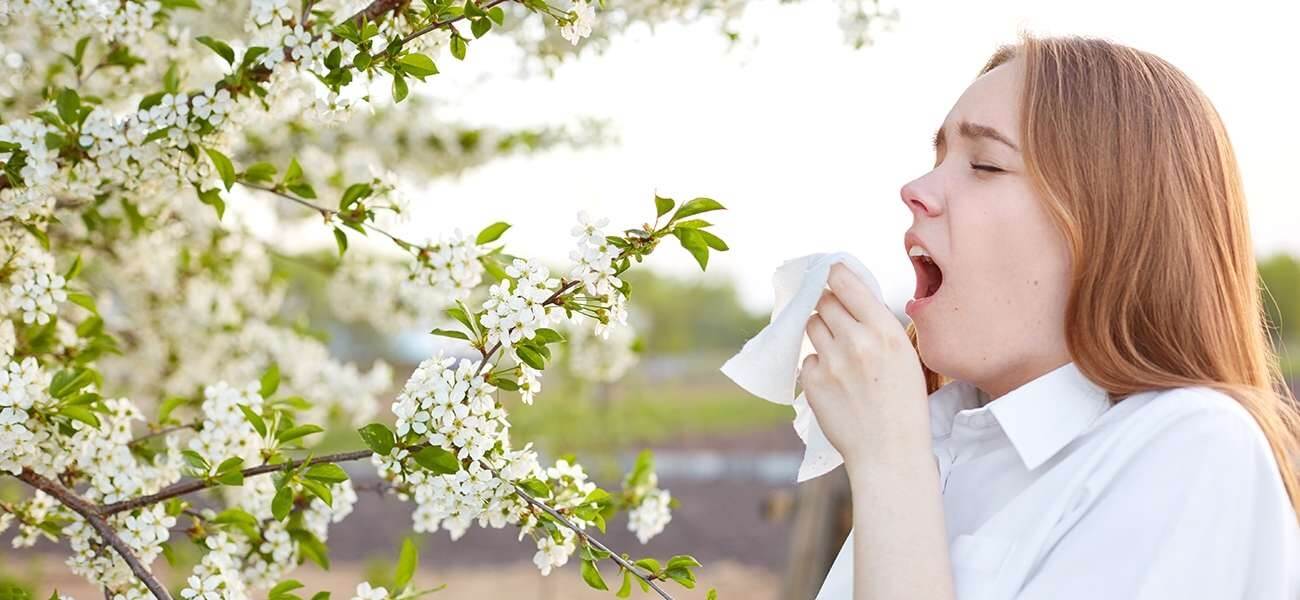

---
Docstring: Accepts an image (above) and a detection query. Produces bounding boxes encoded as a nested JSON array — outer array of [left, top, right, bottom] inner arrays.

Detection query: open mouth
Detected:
[[910, 250, 944, 299]]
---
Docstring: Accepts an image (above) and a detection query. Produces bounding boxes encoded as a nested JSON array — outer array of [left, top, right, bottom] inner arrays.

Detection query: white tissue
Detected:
[[719, 252, 884, 482]]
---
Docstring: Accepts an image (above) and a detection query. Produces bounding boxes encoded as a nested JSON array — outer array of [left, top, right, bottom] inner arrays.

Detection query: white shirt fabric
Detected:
[[813, 361, 1300, 600]]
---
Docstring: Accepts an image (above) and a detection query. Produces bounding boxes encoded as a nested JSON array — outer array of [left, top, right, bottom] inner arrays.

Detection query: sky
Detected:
[[378, 0, 1300, 315]]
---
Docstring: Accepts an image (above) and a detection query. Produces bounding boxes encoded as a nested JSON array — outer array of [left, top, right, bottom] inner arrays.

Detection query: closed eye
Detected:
[[970, 162, 1004, 173]]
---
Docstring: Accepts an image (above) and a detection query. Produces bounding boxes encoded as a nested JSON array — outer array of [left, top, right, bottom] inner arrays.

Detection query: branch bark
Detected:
[[16, 469, 172, 600]]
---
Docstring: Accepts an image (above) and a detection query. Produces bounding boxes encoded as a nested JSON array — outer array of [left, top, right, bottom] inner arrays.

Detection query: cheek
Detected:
[[946, 189, 1071, 329]]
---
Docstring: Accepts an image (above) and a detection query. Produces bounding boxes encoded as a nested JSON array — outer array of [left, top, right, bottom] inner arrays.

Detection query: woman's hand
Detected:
[[800, 263, 931, 467]]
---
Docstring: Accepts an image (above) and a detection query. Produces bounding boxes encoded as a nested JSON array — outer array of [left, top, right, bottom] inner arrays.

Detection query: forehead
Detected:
[[939, 58, 1024, 140]]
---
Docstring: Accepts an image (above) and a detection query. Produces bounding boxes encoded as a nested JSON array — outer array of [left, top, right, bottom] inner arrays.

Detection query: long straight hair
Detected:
[[907, 33, 1300, 517]]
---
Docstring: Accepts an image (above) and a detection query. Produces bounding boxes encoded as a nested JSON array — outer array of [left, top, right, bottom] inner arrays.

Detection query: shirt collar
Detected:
[[929, 361, 1112, 470]]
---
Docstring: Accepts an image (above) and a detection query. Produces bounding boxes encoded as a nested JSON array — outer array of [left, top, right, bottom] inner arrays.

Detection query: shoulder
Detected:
[[1090, 385, 1284, 491]]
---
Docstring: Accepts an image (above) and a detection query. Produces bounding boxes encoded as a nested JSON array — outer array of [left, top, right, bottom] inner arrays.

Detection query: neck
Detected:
[[975, 355, 1072, 403]]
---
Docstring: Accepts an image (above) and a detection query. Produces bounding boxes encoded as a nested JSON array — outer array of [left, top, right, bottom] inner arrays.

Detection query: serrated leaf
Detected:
[[395, 537, 418, 589], [196, 35, 236, 65], [392, 74, 409, 103], [197, 187, 225, 219], [181, 449, 210, 473], [305, 463, 348, 483], [299, 478, 332, 507], [450, 35, 466, 60], [412, 446, 460, 475], [514, 345, 545, 370], [669, 197, 725, 222], [429, 328, 470, 341], [654, 195, 674, 218], [397, 53, 438, 78], [518, 477, 551, 499], [272, 485, 294, 520], [204, 147, 235, 191], [260, 363, 280, 398], [238, 403, 268, 437], [333, 227, 348, 256], [357, 423, 395, 456], [277, 424, 324, 445], [57, 88, 80, 126], [580, 559, 607, 590], [475, 221, 510, 245]]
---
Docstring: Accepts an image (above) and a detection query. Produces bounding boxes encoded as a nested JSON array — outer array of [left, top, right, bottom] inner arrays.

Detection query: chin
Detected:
[[913, 322, 962, 381]]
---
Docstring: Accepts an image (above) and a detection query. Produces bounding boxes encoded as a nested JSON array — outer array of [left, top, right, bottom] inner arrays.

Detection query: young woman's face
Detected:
[[900, 56, 1073, 398]]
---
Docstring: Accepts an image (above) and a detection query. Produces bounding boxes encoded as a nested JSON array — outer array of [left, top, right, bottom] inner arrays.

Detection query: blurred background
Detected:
[[5, 0, 1298, 598]]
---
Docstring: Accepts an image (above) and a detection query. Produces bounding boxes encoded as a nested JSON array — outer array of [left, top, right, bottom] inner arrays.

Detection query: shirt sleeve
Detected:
[[1014, 391, 1300, 600]]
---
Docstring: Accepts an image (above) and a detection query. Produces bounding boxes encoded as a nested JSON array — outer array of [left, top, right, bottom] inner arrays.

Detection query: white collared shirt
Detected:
[[814, 361, 1300, 600]]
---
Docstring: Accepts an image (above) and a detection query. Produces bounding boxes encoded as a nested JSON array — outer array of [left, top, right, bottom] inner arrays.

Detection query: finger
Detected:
[[805, 312, 834, 350], [814, 288, 858, 336], [828, 263, 894, 326]]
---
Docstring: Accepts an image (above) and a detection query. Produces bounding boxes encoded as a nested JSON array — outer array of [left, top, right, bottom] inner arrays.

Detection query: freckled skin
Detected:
[[900, 56, 1072, 399]]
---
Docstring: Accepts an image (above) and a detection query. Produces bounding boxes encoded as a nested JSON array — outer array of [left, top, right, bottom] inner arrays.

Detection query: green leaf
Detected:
[[518, 478, 551, 499], [181, 450, 210, 474], [216, 456, 244, 475], [340, 183, 372, 210], [197, 187, 225, 219], [666, 555, 701, 570], [158, 396, 190, 424], [669, 197, 725, 222], [204, 147, 236, 191], [392, 73, 409, 103], [269, 580, 305, 599], [429, 328, 470, 341], [697, 230, 728, 251], [289, 528, 330, 569], [450, 35, 467, 60], [272, 485, 294, 520], [333, 227, 348, 256], [357, 423, 395, 456], [488, 6, 505, 24], [395, 537, 418, 589], [654, 195, 674, 218], [514, 345, 545, 370], [353, 51, 372, 71], [299, 478, 332, 507], [243, 162, 277, 183], [260, 363, 280, 398], [489, 376, 518, 391], [305, 463, 349, 484], [616, 570, 633, 598], [707, 588, 718, 600], [674, 227, 710, 270], [580, 559, 607, 590], [633, 558, 661, 574], [672, 218, 711, 229], [471, 17, 492, 38], [49, 368, 93, 398], [238, 403, 268, 438], [464, 0, 487, 18], [196, 35, 236, 65], [283, 157, 303, 184], [63, 254, 83, 281], [475, 221, 510, 245], [533, 328, 565, 344], [412, 446, 460, 475], [397, 53, 438, 78], [212, 508, 258, 528], [277, 424, 324, 445], [59, 405, 100, 428], [57, 88, 80, 126]]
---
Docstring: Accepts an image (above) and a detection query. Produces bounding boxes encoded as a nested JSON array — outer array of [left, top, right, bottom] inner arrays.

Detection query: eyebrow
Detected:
[[931, 120, 1020, 153]]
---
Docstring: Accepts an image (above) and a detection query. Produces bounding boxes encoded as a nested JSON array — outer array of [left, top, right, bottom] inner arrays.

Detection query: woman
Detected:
[[801, 34, 1300, 600]]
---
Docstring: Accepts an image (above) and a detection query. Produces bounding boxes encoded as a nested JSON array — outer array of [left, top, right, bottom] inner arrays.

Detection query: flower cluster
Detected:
[[410, 228, 486, 306], [567, 210, 629, 338], [560, 0, 598, 45], [189, 381, 266, 466], [482, 258, 567, 348]]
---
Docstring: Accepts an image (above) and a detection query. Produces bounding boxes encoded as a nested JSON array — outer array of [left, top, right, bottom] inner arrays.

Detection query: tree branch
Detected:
[[237, 180, 415, 250], [99, 448, 378, 516], [15, 469, 171, 600], [508, 479, 674, 600]]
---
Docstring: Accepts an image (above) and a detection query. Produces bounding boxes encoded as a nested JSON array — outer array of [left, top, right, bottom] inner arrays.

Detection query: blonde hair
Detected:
[[907, 33, 1300, 516]]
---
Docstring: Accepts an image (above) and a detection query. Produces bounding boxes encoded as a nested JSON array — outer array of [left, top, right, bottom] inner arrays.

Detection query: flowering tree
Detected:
[[0, 0, 895, 598]]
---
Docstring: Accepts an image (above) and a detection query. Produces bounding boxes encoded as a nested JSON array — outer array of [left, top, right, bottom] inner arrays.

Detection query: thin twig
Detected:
[[398, 0, 513, 45], [128, 423, 197, 447], [99, 448, 380, 515], [508, 480, 674, 600], [236, 181, 415, 250], [16, 469, 171, 600]]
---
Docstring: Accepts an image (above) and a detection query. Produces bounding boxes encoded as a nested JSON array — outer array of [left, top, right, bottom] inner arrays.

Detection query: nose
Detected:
[[899, 178, 941, 217]]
